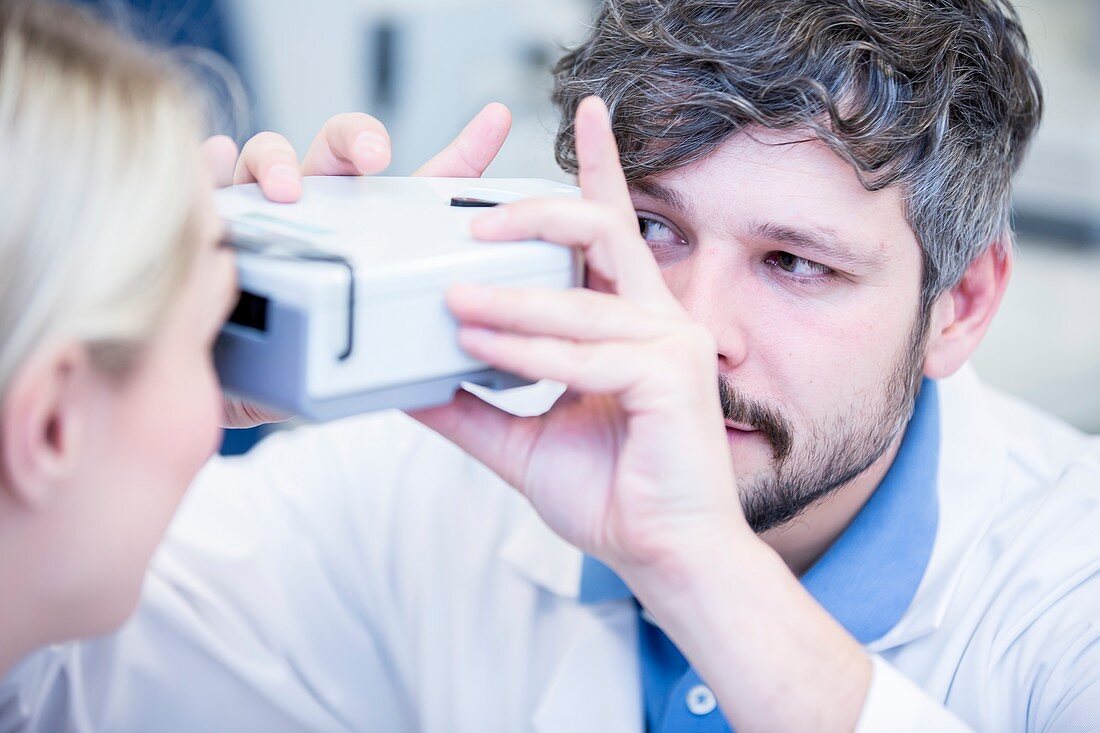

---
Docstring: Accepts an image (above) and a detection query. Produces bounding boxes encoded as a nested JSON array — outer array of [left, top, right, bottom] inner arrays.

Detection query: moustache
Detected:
[[718, 377, 794, 462]]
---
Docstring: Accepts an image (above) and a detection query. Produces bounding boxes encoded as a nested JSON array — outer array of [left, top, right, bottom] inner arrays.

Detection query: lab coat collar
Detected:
[[498, 480, 639, 733], [499, 500, 584, 600], [866, 366, 1005, 652], [0, 644, 68, 729]]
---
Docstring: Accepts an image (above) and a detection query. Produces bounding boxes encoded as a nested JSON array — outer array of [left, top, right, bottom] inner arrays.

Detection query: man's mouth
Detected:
[[724, 420, 766, 452]]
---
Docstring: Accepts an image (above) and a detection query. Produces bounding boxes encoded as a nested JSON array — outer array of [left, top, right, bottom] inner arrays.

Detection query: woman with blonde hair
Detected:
[[0, 0, 503, 683], [0, 0, 237, 674]]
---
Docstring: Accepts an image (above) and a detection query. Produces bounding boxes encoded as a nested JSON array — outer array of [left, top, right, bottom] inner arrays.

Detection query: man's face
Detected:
[[629, 128, 928, 532]]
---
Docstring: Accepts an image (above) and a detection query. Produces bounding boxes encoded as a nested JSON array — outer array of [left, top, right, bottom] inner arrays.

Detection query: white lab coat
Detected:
[[3, 366, 1100, 732]]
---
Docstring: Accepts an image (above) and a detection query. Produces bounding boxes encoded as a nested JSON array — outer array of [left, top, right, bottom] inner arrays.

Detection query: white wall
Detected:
[[1013, 0, 1100, 232], [224, 0, 592, 178]]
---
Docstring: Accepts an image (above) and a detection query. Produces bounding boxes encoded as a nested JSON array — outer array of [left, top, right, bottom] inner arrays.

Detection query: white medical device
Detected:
[[214, 176, 582, 420]]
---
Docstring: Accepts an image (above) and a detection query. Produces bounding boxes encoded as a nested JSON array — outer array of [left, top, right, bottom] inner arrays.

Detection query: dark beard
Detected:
[[720, 308, 931, 534]]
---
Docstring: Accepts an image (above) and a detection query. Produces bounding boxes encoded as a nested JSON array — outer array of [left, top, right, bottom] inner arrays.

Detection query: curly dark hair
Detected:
[[552, 0, 1043, 304]]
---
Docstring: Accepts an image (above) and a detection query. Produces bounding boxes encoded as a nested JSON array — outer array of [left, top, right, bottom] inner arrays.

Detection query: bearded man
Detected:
[[6, 1, 1100, 732]]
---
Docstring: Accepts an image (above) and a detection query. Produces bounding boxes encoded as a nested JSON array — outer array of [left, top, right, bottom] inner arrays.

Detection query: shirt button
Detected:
[[685, 684, 717, 716]]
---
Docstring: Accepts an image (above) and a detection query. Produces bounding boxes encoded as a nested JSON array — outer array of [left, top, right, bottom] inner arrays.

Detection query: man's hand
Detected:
[[416, 98, 873, 733], [415, 96, 749, 575], [206, 104, 514, 428]]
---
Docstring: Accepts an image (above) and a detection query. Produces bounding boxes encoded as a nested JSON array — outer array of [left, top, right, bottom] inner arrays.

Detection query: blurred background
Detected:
[[96, 0, 1100, 446]]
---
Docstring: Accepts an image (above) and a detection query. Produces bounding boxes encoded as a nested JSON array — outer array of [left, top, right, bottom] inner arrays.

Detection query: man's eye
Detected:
[[766, 252, 833, 279], [638, 216, 684, 249]]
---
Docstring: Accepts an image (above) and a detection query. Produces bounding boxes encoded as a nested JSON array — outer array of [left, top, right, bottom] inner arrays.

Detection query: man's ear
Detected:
[[0, 341, 91, 508], [923, 241, 1013, 379]]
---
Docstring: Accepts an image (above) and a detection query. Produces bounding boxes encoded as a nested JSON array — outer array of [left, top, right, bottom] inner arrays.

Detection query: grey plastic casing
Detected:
[[214, 176, 582, 422]]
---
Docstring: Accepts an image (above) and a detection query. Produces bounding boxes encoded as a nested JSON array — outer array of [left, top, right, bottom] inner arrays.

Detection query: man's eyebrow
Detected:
[[751, 221, 886, 271], [630, 180, 886, 272], [630, 179, 688, 213]]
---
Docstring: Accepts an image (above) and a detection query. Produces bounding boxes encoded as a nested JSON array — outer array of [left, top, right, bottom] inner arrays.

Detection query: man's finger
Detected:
[[454, 328, 653, 396], [301, 112, 392, 176], [413, 102, 512, 178], [447, 284, 668, 342], [201, 134, 239, 188], [233, 131, 302, 203], [574, 96, 635, 215], [470, 198, 676, 307]]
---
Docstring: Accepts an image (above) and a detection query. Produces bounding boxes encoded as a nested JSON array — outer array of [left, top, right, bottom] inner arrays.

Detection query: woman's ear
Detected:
[[0, 342, 91, 508], [923, 240, 1013, 380]]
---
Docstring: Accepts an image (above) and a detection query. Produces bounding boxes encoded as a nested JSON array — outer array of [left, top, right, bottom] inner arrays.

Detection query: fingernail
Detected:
[[268, 164, 300, 187], [355, 132, 389, 162]]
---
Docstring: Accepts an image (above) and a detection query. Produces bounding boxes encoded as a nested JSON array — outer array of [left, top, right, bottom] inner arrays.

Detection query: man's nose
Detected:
[[661, 249, 750, 370]]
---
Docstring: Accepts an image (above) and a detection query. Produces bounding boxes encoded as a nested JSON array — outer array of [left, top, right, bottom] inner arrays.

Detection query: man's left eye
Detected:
[[766, 252, 833, 278]]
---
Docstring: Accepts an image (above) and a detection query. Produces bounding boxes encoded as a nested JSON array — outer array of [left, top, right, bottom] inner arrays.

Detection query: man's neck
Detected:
[[759, 435, 905, 576]]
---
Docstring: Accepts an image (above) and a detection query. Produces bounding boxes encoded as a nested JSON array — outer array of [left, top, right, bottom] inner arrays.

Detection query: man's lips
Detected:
[[724, 420, 758, 433]]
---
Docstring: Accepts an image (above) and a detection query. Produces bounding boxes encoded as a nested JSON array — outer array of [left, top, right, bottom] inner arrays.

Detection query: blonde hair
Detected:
[[0, 0, 205, 386]]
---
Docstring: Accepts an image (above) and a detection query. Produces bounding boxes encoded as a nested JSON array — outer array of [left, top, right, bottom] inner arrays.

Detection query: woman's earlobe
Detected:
[[0, 341, 90, 508]]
